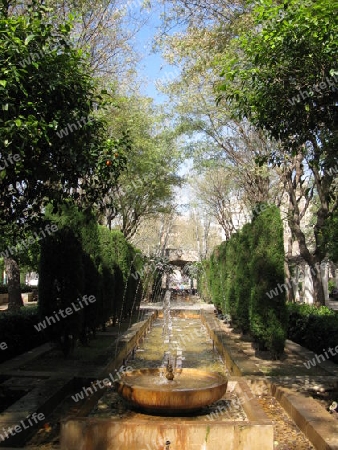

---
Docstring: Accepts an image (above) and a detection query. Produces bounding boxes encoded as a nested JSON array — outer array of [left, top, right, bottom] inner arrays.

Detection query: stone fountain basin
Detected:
[[115, 368, 228, 415]]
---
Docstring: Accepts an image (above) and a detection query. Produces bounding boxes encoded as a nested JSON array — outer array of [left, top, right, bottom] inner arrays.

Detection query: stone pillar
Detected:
[[292, 266, 299, 301], [321, 261, 329, 303], [304, 265, 314, 304]]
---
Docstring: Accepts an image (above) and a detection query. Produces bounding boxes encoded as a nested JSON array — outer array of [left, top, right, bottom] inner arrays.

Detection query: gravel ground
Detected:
[[258, 394, 315, 449]]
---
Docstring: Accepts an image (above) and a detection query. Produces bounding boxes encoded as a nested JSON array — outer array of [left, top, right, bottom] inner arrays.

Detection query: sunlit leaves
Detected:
[[217, 0, 338, 150], [0, 3, 124, 229]]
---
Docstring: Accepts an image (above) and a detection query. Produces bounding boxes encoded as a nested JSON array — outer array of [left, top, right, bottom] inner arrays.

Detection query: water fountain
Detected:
[[114, 290, 228, 415], [114, 367, 228, 415], [61, 288, 274, 450]]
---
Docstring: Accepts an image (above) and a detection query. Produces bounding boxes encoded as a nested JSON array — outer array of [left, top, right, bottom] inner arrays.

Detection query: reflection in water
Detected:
[[132, 317, 226, 375], [90, 316, 247, 421]]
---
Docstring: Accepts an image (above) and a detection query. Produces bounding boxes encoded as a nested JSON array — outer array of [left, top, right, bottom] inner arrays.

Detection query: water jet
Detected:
[[61, 291, 273, 449]]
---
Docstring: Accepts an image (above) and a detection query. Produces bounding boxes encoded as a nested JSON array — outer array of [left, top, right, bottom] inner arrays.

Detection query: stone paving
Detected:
[[0, 298, 338, 449], [204, 315, 338, 450]]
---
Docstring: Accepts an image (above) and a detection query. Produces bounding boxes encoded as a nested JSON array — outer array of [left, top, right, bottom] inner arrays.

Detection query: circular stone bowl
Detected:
[[114, 368, 228, 415]]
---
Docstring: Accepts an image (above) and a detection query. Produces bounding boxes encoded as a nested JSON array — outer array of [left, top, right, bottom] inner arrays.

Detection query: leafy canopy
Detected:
[[0, 3, 126, 230], [217, 0, 338, 151]]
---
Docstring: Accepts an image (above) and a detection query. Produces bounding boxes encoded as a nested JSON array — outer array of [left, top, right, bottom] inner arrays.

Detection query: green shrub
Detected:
[[234, 225, 251, 333], [81, 252, 100, 342], [207, 243, 228, 311], [43, 205, 143, 332], [97, 227, 143, 322], [0, 283, 32, 294], [197, 260, 212, 302], [206, 204, 287, 359], [38, 227, 85, 356], [0, 307, 47, 363], [20, 283, 33, 293], [328, 279, 337, 293], [224, 236, 239, 317], [249, 204, 287, 358], [287, 302, 338, 362]]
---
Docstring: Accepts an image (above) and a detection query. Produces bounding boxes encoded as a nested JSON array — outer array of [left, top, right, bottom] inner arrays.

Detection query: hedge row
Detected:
[[0, 283, 34, 294], [287, 302, 338, 363], [201, 204, 287, 358], [0, 306, 47, 363], [38, 207, 143, 355]]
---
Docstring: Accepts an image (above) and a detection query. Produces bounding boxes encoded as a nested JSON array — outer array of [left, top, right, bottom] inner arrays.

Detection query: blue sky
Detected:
[[130, 4, 193, 208], [132, 3, 179, 103]]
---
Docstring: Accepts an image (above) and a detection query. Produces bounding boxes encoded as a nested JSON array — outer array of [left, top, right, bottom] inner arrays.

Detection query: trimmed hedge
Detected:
[[287, 302, 338, 363], [234, 225, 251, 334], [0, 306, 47, 363], [38, 210, 143, 355], [200, 204, 287, 359], [250, 204, 287, 358], [38, 227, 85, 356], [98, 227, 143, 323], [0, 283, 33, 294], [1, 205, 143, 360]]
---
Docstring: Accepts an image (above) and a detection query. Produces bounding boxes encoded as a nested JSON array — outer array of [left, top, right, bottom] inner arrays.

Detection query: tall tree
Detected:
[[217, 0, 338, 305], [97, 97, 183, 239], [0, 2, 125, 309], [8, 0, 148, 82], [190, 166, 250, 240], [156, 0, 282, 210]]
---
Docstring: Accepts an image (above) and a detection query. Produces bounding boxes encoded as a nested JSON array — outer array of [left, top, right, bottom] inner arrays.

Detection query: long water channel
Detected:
[[132, 315, 225, 374], [90, 312, 247, 421]]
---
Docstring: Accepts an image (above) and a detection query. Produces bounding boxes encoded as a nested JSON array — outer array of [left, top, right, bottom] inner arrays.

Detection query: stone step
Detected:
[[0, 377, 74, 447]]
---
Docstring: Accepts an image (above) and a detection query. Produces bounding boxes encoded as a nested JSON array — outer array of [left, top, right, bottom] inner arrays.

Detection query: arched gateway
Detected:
[[162, 248, 199, 294]]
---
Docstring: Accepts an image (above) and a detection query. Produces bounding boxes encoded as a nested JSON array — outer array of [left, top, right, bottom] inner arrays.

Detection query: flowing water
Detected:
[[131, 316, 226, 375], [89, 314, 247, 420]]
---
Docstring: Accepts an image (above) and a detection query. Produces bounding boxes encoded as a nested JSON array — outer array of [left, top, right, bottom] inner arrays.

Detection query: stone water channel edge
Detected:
[[61, 308, 275, 450], [0, 297, 337, 449]]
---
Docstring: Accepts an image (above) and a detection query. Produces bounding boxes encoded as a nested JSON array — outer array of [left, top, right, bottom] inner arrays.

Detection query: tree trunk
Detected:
[[4, 257, 23, 311], [285, 237, 295, 302], [284, 152, 326, 306], [310, 265, 325, 307]]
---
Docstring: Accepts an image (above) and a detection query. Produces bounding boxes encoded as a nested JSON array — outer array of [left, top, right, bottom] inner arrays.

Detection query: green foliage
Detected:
[[328, 279, 337, 293], [38, 227, 85, 356], [250, 205, 287, 357], [0, 306, 47, 363], [207, 245, 226, 309], [101, 95, 183, 238], [233, 225, 251, 333], [38, 204, 143, 352], [205, 204, 287, 358], [321, 210, 338, 263], [81, 251, 100, 342], [98, 227, 142, 321], [217, 0, 338, 150], [287, 302, 338, 362], [197, 260, 212, 303], [0, 3, 127, 229], [223, 236, 239, 317]]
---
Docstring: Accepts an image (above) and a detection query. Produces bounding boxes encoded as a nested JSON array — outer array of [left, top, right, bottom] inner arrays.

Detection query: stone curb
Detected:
[[270, 383, 338, 450], [0, 315, 157, 449]]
